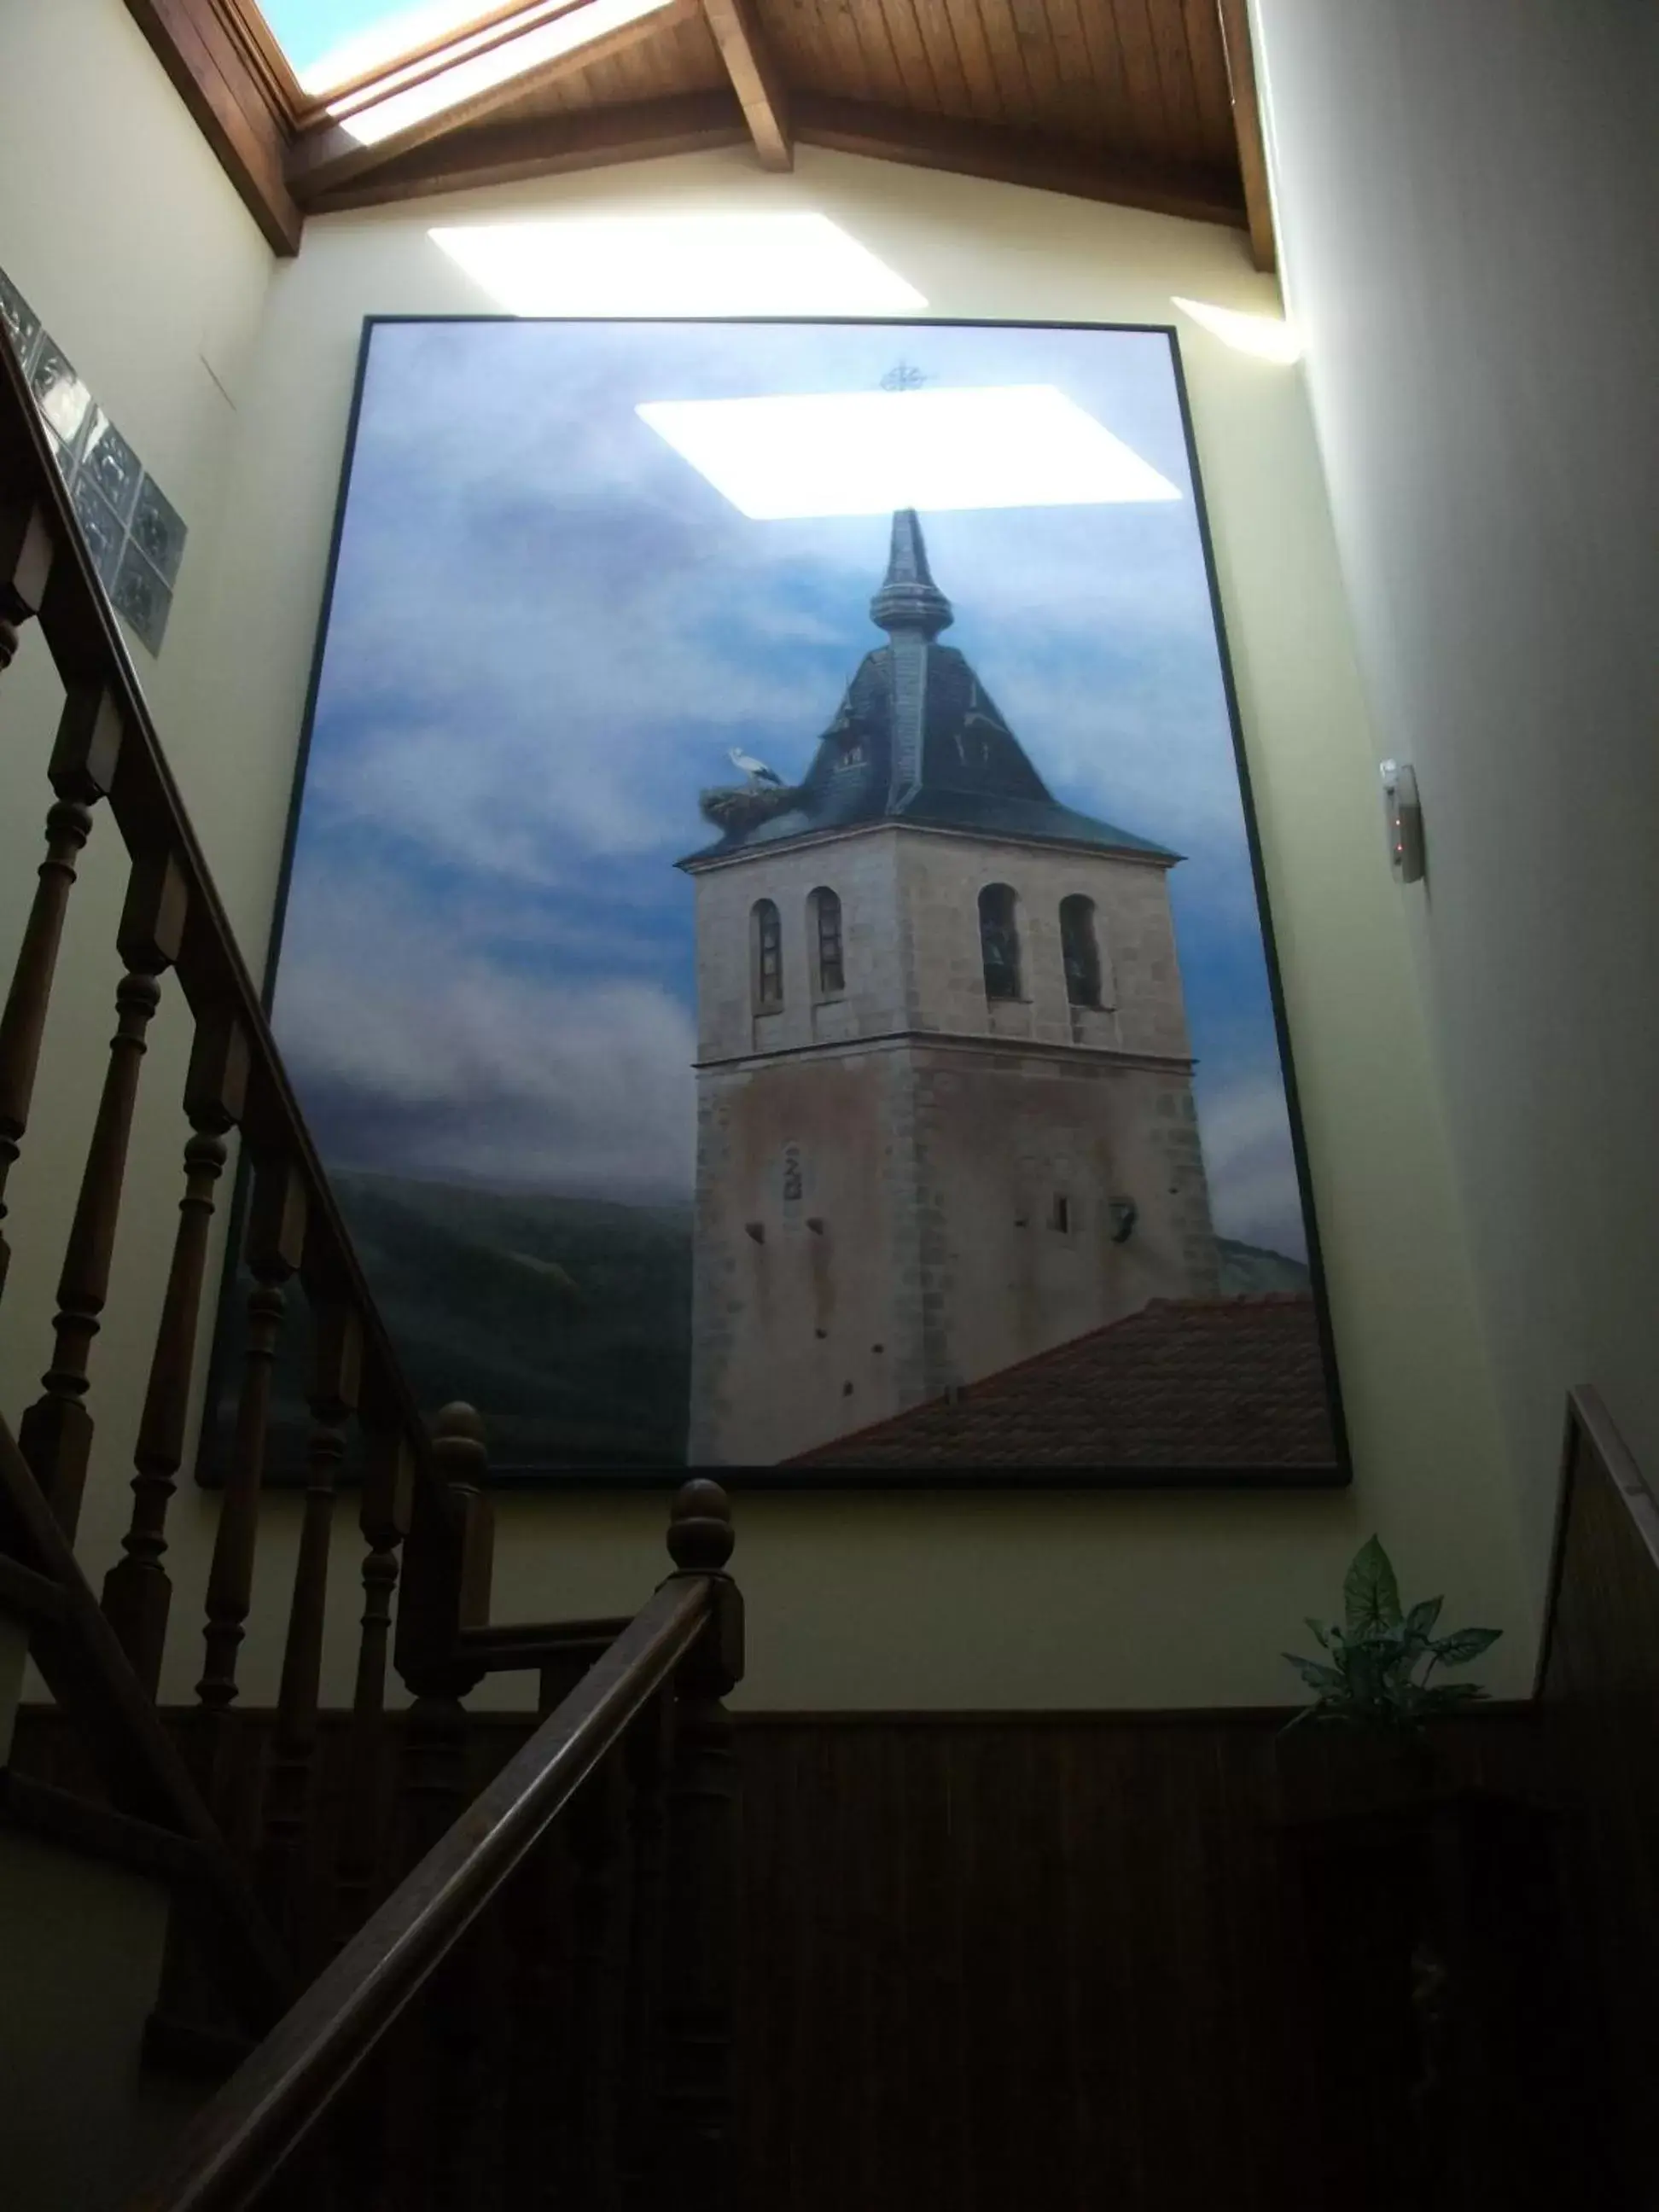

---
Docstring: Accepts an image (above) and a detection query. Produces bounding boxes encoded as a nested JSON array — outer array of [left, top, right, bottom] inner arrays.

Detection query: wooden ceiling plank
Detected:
[[1214, 0, 1275, 269], [1145, 0, 1204, 166], [1179, 0, 1237, 166], [803, 0, 875, 103], [935, 0, 1009, 127], [905, 0, 975, 116], [1039, 0, 1102, 141], [873, 0, 947, 114], [701, 0, 795, 166], [975, 0, 1039, 129], [672, 8, 736, 89], [576, 53, 631, 100], [751, 0, 815, 87], [287, 0, 699, 201], [302, 89, 749, 210], [1066, 0, 1135, 148], [1105, 0, 1166, 154], [847, 0, 912, 108], [1004, 0, 1068, 121], [123, 0, 302, 253], [792, 90, 1244, 225]]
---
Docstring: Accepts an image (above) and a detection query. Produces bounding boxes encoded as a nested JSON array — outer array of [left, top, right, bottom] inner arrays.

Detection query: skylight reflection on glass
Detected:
[[325, 0, 675, 143], [428, 214, 928, 317], [636, 387, 1183, 521], [265, 1, 492, 92]]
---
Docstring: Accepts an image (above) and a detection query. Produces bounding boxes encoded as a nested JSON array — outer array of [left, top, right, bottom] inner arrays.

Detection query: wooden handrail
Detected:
[[1534, 1382, 1659, 1697], [0, 1414, 291, 2021], [0, 329, 439, 1508], [455, 1613, 632, 1669], [124, 1570, 719, 2212]]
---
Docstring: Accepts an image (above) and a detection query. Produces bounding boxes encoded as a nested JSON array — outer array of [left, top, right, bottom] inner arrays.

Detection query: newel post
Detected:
[[659, 1479, 743, 2210], [395, 1403, 494, 1862], [391, 1405, 494, 2212]]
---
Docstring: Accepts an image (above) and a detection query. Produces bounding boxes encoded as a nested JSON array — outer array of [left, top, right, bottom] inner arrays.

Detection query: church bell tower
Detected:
[[679, 512, 1219, 1467]]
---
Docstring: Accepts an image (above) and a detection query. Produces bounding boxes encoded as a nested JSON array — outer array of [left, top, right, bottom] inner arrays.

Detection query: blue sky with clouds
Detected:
[[259, 1, 465, 79], [271, 317, 1308, 1257]]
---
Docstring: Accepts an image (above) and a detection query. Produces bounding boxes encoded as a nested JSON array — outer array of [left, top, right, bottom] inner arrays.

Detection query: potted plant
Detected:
[[1280, 1535, 1503, 1809], [1278, 1540, 1508, 2191]]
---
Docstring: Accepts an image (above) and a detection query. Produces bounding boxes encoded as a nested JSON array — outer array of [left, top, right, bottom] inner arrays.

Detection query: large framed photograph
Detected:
[[207, 314, 1347, 1487]]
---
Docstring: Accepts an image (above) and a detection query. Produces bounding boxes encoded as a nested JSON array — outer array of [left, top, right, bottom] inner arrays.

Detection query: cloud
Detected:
[[276, 317, 1307, 1249], [274, 866, 696, 1198], [1191, 1070, 1307, 1259]]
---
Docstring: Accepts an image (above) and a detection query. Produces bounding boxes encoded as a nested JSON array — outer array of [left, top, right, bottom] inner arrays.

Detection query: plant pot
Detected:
[[1272, 1717, 1442, 1825]]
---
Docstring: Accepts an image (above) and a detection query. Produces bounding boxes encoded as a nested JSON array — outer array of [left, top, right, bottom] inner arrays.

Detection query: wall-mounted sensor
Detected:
[[1379, 760, 1425, 884]]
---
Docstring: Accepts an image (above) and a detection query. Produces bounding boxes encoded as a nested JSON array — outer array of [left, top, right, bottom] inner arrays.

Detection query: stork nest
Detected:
[[698, 782, 803, 830]]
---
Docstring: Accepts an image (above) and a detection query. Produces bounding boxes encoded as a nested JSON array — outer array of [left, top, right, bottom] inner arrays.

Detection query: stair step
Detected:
[[0, 1767, 205, 1885]]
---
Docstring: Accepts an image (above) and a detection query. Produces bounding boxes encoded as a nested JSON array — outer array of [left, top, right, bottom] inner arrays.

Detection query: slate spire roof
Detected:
[[681, 510, 1179, 869]]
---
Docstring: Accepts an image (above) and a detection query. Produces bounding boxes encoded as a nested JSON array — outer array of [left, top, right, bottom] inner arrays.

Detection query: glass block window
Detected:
[[0, 259, 186, 655]]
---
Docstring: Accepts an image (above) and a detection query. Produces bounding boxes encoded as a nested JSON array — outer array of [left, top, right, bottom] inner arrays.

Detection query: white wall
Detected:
[[1250, 0, 1659, 1580], [0, 0, 1531, 1709], [0, 0, 275, 1737]]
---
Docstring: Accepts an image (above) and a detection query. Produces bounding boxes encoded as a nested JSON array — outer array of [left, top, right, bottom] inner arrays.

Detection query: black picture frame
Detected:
[[195, 312, 1350, 1493]]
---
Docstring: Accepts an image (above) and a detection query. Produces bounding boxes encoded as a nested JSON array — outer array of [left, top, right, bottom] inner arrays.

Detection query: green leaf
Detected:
[[1344, 1537, 1403, 1633], [1304, 1617, 1334, 1651], [1430, 1627, 1502, 1668], [1405, 1596, 1444, 1640], [1284, 1654, 1345, 1692]]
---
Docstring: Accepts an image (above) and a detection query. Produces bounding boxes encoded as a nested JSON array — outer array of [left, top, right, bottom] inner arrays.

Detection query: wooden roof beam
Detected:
[[287, 0, 698, 204], [123, 0, 303, 254], [300, 90, 751, 213], [701, 0, 793, 172], [792, 96, 1248, 231], [1215, 0, 1277, 272]]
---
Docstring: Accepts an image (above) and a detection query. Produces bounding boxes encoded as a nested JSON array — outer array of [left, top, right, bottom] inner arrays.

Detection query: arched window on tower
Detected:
[[979, 883, 1022, 1001], [1059, 894, 1103, 1008], [811, 888, 845, 997], [752, 899, 783, 1010]]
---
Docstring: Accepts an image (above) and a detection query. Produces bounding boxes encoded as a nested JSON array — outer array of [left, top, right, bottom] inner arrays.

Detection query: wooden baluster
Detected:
[[619, 1691, 674, 2212], [17, 847, 187, 1534], [259, 1299, 362, 1961], [395, 1404, 493, 2212], [658, 1480, 743, 2212], [0, 682, 124, 1303], [503, 1830, 567, 2212], [570, 1748, 630, 2212], [0, 495, 53, 674], [335, 1414, 414, 1944], [195, 1156, 307, 1825], [102, 1011, 250, 1694]]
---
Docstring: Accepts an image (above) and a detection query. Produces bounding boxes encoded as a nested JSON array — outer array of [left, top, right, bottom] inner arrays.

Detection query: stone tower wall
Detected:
[[686, 823, 1220, 1466]]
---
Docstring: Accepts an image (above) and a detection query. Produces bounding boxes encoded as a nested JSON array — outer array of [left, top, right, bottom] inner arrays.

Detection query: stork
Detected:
[[729, 746, 783, 789]]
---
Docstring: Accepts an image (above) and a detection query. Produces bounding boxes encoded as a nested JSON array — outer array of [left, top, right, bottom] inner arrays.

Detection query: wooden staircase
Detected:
[[0, 312, 742, 2209]]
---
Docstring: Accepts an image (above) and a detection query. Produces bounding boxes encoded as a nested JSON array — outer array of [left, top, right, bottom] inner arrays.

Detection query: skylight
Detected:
[[428, 214, 928, 317], [262, 1, 487, 92], [636, 387, 1183, 521]]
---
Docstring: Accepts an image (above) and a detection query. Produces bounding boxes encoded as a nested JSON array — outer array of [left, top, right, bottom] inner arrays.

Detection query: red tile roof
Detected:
[[782, 1295, 1339, 1471]]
